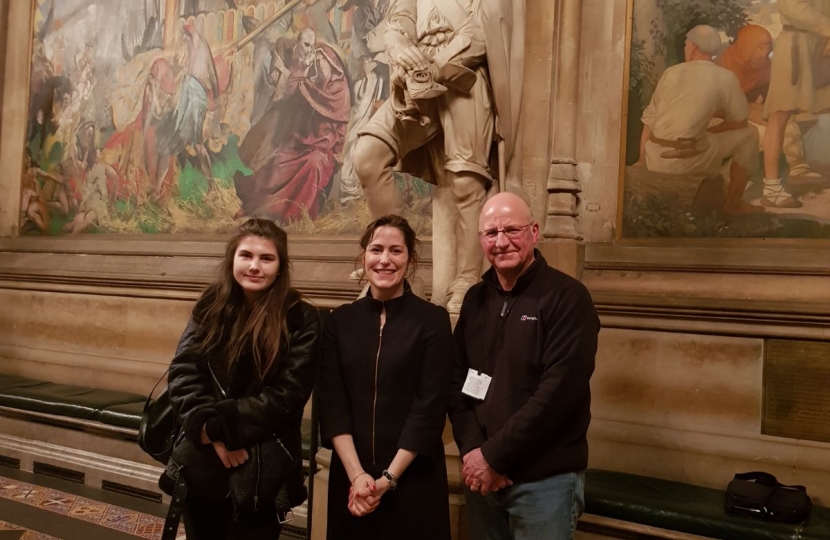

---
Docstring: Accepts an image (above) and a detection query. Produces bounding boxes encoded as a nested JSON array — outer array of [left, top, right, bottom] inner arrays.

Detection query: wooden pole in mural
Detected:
[[163, 0, 178, 49], [235, 0, 305, 50]]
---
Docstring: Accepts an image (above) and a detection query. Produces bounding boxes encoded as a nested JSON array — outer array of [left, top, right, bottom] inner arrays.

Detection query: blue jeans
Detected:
[[464, 471, 585, 540]]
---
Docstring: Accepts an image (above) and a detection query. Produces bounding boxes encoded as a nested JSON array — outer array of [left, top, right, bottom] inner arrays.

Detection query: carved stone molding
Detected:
[[584, 242, 830, 339], [0, 236, 434, 306]]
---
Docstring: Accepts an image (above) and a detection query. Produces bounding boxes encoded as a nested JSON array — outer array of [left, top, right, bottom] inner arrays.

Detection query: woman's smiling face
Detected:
[[363, 225, 409, 301]]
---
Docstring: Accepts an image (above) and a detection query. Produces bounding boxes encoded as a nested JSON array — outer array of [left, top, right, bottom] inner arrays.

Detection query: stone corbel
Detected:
[[544, 0, 583, 241]]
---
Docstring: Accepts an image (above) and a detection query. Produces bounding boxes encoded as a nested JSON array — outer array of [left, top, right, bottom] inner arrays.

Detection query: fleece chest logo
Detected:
[[520, 315, 538, 321]]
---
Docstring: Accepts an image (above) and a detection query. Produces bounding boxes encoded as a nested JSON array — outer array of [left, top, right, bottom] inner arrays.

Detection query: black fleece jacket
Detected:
[[449, 250, 599, 483], [318, 287, 454, 468]]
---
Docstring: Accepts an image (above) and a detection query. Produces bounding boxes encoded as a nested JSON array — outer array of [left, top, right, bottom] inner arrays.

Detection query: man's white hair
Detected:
[[686, 25, 723, 56]]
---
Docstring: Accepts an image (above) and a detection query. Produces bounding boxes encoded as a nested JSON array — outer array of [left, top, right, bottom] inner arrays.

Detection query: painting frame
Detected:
[[613, 0, 830, 248]]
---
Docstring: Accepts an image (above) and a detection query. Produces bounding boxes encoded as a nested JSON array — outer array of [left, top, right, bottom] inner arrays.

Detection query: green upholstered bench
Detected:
[[0, 374, 146, 430], [0, 374, 314, 460], [585, 470, 830, 540]]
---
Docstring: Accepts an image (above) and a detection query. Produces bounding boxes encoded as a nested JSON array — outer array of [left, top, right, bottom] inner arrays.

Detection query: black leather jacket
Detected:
[[168, 292, 321, 475]]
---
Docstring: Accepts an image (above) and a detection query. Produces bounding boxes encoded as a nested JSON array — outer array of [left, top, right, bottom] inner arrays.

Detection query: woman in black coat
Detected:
[[167, 218, 320, 540], [319, 215, 454, 540]]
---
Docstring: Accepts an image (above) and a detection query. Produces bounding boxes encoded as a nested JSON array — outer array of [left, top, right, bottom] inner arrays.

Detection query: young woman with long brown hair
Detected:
[[167, 218, 320, 539]]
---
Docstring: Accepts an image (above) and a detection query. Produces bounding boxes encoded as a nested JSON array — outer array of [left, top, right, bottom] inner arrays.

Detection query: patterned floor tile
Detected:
[[11, 487, 47, 506], [67, 497, 107, 524], [134, 520, 165, 539], [37, 491, 75, 515], [20, 531, 61, 540], [0, 480, 20, 499], [0, 520, 24, 530], [101, 506, 140, 533]]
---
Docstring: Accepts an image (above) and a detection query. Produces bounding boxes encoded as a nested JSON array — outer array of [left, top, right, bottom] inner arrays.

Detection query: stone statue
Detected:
[[352, 0, 526, 313]]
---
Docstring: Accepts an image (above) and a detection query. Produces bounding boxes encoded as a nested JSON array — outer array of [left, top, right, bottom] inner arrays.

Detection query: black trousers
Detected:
[[183, 494, 283, 540]]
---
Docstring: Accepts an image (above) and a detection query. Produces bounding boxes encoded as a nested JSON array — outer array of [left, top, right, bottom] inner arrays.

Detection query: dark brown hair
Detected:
[[357, 214, 421, 279], [195, 218, 298, 381]]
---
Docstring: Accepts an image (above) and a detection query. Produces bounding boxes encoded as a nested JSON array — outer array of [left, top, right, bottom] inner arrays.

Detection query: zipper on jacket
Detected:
[[254, 443, 260, 512], [371, 305, 385, 465], [500, 294, 511, 317]]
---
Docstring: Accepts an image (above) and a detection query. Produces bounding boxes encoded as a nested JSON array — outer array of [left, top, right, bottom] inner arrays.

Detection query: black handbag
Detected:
[[725, 471, 812, 524], [138, 370, 179, 465], [229, 436, 308, 520]]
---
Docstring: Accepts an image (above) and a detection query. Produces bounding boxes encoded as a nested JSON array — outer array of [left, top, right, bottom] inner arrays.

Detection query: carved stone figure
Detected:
[[352, 0, 525, 313]]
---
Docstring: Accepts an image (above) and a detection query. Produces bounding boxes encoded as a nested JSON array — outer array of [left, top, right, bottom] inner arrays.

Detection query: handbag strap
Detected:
[[162, 468, 188, 540], [145, 368, 170, 409], [733, 471, 778, 486]]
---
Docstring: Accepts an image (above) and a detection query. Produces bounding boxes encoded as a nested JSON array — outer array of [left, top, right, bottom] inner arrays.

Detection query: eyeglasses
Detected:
[[478, 224, 532, 243]]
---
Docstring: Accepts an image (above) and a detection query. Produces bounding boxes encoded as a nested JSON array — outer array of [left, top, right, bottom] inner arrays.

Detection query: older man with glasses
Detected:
[[449, 192, 600, 540]]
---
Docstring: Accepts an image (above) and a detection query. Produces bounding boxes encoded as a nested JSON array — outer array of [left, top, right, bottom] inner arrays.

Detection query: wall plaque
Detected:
[[763, 339, 830, 443]]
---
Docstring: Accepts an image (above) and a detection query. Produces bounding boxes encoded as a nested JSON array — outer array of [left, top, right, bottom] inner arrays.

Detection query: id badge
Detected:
[[461, 369, 492, 401]]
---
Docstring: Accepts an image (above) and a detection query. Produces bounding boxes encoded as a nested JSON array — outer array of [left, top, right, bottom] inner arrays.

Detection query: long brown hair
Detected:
[[195, 218, 298, 382]]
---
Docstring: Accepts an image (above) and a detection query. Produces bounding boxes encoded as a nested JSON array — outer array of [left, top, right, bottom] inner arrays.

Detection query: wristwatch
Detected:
[[382, 469, 398, 490]]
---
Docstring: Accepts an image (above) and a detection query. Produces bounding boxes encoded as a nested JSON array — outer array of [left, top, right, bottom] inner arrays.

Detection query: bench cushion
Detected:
[[586, 470, 830, 540], [0, 375, 146, 421], [98, 401, 145, 430]]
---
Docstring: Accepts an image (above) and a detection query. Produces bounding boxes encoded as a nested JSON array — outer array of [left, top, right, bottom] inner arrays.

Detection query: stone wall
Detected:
[[577, 0, 830, 504]]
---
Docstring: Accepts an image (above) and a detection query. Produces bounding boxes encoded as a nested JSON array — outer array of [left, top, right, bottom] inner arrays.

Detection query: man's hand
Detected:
[[823, 37, 830, 58], [270, 54, 288, 83], [390, 44, 429, 72], [211, 441, 249, 468], [462, 448, 513, 495]]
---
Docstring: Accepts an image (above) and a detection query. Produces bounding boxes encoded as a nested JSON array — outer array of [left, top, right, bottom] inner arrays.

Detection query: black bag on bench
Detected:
[[725, 471, 812, 524]]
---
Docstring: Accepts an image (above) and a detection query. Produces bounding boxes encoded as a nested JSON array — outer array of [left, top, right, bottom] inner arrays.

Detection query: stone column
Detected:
[[545, 0, 583, 243], [535, 0, 585, 279]]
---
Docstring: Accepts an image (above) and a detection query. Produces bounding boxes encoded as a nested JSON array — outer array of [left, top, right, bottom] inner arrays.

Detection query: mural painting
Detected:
[[20, 0, 432, 235], [621, 0, 830, 239]]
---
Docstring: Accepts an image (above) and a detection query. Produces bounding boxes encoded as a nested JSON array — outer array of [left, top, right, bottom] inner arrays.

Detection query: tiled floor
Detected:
[[0, 471, 184, 540], [0, 468, 306, 540]]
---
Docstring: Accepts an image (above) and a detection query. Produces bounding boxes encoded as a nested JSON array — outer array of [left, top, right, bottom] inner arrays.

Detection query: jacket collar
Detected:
[[482, 249, 545, 295], [361, 280, 412, 315]]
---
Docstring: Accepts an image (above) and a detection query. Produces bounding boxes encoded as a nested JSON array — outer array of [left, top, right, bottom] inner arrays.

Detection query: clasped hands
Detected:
[[348, 473, 392, 517], [462, 448, 512, 495], [201, 424, 248, 468]]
